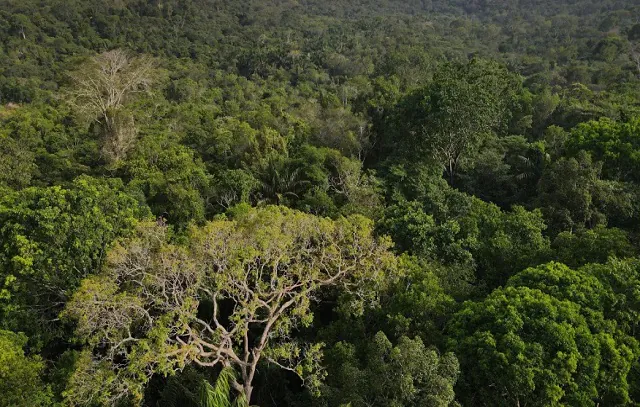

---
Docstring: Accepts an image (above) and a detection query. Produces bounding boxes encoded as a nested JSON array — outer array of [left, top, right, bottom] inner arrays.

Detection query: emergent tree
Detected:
[[68, 49, 157, 162], [63, 206, 395, 405]]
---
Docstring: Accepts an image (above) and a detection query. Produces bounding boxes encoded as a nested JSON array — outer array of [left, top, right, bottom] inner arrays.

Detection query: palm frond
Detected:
[[199, 367, 239, 407], [233, 393, 249, 407]]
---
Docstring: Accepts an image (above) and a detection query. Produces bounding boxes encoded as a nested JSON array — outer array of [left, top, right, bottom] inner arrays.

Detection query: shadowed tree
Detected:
[[387, 59, 520, 185]]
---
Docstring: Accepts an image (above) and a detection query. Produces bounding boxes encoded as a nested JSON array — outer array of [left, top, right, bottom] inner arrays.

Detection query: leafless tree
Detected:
[[68, 49, 157, 162]]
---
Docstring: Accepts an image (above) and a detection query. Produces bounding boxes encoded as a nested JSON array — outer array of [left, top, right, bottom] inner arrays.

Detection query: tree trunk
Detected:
[[448, 157, 455, 186], [244, 384, 253, 404]]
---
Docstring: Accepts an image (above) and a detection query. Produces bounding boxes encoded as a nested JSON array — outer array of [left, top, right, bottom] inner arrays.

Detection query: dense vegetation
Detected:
[[1, 0, 640, 405]]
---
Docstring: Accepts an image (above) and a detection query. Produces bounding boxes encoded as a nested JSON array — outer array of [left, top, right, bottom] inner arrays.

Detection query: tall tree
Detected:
[[63, 206, 395, 405], [68, 49, 158, 162], [388, 59, 520, 184]]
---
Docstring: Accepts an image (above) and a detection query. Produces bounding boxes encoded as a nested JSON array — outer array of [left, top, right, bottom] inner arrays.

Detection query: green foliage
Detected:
[[200, 368, 249, 407], [384, 59, 521, 183], [123, 133, 209, 226], [448, 286, 638, 406], [0, 132, 36, 189], [536, 151, 635, 234], [508, 262, 608, 314], [1, 0, 640, 405], [377, 255, 457, 345], [457, 135, 548, 207], [0, 104, 92, 186], [552, 226, 637, 267], [0, 330, 52, 407], [147, 366, 204, 407], [0, 176, 149, 347], [582, 259, 640, 338], [569, 116, 640, 183], [321, 332, 459, 407], [507, 262, 640, 404], [380, 182, 549, 291]]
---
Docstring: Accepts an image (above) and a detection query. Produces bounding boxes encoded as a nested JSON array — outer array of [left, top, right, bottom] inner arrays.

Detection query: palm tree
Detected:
[[199, 367, 249, 407], [514, 150, 549, 183], [259, 159, 309, 204]]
